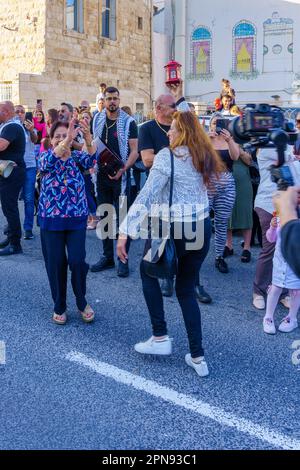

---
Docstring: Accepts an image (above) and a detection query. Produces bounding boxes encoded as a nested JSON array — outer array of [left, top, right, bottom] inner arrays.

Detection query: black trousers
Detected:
[[97, 175, 131, 260], [41, 229, 89, 315], [0, 167, 25, 246], [140, 219, 212, 358]]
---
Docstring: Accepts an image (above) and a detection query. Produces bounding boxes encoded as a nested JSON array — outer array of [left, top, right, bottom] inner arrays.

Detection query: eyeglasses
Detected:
[[15, 110, 25, 114]]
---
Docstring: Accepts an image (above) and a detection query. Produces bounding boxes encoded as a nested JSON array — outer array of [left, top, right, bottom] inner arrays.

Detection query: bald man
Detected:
[[0, 101, 26, 255], [138, 83, 190, 169]]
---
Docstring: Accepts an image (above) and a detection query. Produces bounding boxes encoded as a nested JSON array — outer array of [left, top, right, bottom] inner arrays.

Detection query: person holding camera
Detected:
[[38, 118, 97, 325], [33, 108, 47, 158], [207, 113, 240, 273], [0, 101, 26, 256]]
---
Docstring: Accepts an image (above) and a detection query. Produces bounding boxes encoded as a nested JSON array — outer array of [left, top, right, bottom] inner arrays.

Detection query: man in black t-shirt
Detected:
[[91, 87, 138, 277], [138, 97, 175, 168], [0, 101, 26, 255]]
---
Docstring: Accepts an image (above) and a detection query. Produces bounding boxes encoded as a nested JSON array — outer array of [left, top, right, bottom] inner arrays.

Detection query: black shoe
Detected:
[[0, 244, 23, 256], [223, 246, 234, 258], [161, 278, 174, 297], [0, 237, 9, 249], [117, 260, 129, 278], [215, 257, 229, 274], [3, 225, 9, 236], [195, 285, 212, 304], [241, 249, 251, 263], [90, 257, 115, 273], [24, 230, 34, 240], [241, 240, 256, 249]]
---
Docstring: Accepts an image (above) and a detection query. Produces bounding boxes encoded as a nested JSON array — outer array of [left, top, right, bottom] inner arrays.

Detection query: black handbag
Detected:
[[142, 150, 177, 280], [95, 137, 124, 177]]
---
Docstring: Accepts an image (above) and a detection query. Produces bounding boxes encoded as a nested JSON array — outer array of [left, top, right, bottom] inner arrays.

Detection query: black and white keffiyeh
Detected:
[[93, 109, 134, 194]]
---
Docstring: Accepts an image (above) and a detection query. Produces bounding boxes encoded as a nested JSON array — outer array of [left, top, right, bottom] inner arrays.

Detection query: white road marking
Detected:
[[66, 351, 300, 450], [0, 341, 6, 365]]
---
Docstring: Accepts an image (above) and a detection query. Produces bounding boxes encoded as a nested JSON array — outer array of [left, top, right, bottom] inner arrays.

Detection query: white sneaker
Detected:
[[263, 317, 276, 335], [134, 336, 172, 356], [185, 354, 209, 377], [278, 317, 298, 333], [253, 294, 265, 310], [280, 296, 291, 309]]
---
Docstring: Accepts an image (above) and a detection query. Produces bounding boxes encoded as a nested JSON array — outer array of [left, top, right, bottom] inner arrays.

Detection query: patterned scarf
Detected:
[[93, 109, 134, 194], [93, 109, 134, 164]]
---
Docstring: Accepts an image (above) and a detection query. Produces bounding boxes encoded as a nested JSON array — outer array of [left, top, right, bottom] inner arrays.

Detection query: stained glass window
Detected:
[[232, 21, 256, 74], [191, 27, 212, 78]]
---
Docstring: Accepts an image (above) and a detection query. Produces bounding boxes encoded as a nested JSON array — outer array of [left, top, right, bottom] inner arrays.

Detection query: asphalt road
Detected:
[[0, 210, 300, 450]]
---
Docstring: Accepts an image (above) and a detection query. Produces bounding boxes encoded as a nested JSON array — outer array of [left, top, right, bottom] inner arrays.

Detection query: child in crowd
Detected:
[[220, 79, 236, 105], [263, 212, 300, 335]]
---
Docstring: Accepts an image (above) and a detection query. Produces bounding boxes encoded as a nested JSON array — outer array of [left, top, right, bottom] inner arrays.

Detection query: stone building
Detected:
[[0, 0, 152, 115]]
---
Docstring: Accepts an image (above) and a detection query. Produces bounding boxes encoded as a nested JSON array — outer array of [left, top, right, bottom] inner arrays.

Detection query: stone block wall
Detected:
[[0, 0, 47, 81], [0, 0, 152, 113]]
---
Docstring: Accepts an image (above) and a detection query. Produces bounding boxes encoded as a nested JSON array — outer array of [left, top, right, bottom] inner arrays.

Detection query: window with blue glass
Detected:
[[232, 21, 257, 74], [101, 0, 116, 40], [190, 26, 212, 77], [66, 0, 84, 33]]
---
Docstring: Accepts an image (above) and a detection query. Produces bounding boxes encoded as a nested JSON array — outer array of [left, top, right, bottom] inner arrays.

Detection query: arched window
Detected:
[[232, 21, 257, 75], [191, 26, 212, 78]]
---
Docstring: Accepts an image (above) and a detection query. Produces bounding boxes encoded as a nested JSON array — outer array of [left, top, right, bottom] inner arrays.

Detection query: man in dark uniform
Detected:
[[0, 101, 26, 255]]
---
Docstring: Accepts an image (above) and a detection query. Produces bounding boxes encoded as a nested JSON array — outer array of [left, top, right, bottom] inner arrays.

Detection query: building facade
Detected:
[[0, 0, 152, 114], [155, 0, 300, 108]]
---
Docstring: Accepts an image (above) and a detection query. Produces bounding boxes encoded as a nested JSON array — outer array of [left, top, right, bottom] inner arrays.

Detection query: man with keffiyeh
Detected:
[[91, 87, 138, 277]]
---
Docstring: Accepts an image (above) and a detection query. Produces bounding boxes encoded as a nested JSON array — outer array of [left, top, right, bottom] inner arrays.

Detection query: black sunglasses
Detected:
[[168, 103, 177, 109], [296, 119, 300, 124]]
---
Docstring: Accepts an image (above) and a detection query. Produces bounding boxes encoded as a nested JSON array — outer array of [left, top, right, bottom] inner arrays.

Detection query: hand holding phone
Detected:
[[25, 111, 33, 122], [36, 99, 43, 111], [215, 119, 229, 134]]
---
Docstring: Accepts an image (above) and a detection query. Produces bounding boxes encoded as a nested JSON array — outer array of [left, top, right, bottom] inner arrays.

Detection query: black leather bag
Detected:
[[95, 137, 124, 177], [142, 150, 177, 280]]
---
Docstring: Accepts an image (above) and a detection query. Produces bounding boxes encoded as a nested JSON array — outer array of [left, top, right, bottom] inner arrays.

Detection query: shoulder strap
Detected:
[[169, 149, 174, 208]]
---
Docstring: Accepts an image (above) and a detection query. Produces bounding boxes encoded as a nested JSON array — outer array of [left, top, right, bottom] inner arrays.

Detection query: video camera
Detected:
[[229, 104, 298, 190]]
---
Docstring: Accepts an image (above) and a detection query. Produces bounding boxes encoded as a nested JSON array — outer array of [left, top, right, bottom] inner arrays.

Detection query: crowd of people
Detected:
[[0, 77, 300, 379]]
